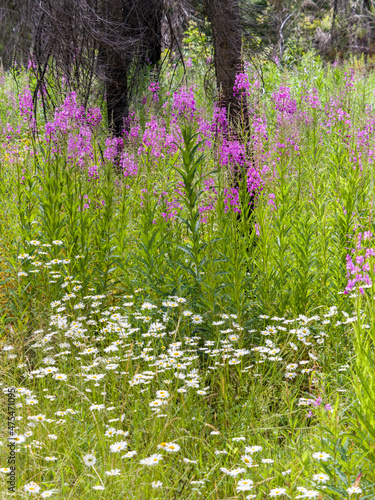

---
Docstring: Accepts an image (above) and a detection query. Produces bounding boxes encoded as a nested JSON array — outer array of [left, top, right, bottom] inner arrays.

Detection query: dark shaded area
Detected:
[[3, 0, 375, 134], [0, 0, 166, 135]]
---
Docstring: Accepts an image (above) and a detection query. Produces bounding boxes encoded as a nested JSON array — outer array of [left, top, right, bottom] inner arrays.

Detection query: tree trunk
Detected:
[[123, 0, 163, 74], [140, 0, 163, 66], [103, 0, 163, 135], [205, 0, 242, 120], [100, 0, 129, 136], [105, 58, 129, 137], [331, 0, 339, 39]]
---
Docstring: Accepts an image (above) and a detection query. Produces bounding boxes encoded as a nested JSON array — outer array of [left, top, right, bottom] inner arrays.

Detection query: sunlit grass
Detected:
[[0, 53, 375, 498]]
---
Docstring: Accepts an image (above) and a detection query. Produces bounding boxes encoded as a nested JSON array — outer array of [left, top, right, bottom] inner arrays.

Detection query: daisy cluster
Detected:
[[1, 255, 363, 497]]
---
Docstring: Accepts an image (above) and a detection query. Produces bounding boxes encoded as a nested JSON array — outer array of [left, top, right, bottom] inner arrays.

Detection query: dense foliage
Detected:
[[1, 51, 375, 498]]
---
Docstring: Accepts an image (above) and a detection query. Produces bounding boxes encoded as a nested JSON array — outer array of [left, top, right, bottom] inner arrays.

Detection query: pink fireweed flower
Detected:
[[172, 86, 196, 122], [120, 151, 138, 177], [272, 86, 297, 115], [233, 72, 251, 97], [19, 87, 35, 127]]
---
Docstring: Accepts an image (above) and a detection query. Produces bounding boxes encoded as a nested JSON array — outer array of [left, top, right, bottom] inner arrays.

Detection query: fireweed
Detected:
[[1, 53, 375, 497]]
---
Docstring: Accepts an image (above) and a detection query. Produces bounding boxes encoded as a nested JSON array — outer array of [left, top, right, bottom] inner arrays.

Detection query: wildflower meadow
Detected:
[[2, 50, 375, 499]]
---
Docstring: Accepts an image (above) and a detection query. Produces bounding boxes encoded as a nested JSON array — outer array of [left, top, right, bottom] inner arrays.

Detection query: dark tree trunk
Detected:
[[331, 0, 339, 38], [101, 0, 129, 136], [138, 0, 163, 66], [105, 58, 129, 137], [103, 0, 163, 135], [205, 0, 242, 120], [123, 0, 163, 70]]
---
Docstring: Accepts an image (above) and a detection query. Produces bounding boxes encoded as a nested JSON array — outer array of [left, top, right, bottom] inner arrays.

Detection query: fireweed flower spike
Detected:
[[3, 64, 373, 498]]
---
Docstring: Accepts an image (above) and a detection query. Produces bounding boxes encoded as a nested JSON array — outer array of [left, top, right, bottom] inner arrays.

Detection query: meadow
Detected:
[[1, 51, 375, 498]]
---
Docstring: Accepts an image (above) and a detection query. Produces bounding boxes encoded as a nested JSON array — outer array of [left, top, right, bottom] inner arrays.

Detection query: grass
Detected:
[[0, 52, 375, 498]]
